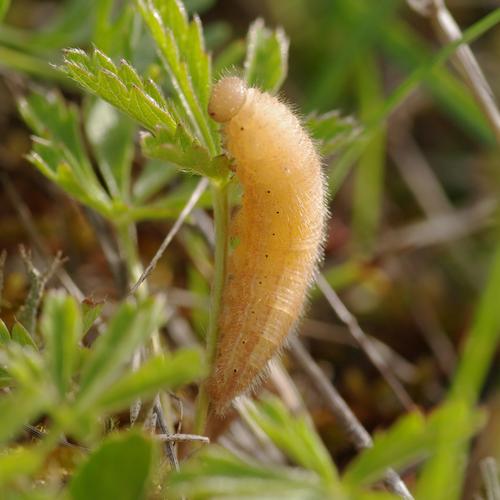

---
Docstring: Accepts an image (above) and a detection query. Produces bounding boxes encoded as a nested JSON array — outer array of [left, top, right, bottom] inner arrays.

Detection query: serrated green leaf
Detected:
[[62, 48, 176, 133], [169, 446, 332, 500], [70, 432, 156, 500], [244, 18, 289, 94], [0, 318, 9, 344], [246, 397, 338, 487], [20, 91, 112, 216], [11, 322, 37, 350], [41, 291, 82, 398], [141, 127, 229, 178], [76, 297, 165, 410], [19, 92, 95, 181], [136, 0, 217, 154], [306, 111, 363, 156], [94, 349, 204, 412]]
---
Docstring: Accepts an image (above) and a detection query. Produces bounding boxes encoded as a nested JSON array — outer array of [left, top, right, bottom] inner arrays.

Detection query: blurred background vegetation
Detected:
[[0, 0, 499, 498]]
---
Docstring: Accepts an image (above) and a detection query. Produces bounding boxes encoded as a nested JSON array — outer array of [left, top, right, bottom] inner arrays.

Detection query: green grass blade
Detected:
[[415, 239, 500, 498], [330, 8, 500, 196], [343, 402, 483, 488], [351, 57, 386, 253]]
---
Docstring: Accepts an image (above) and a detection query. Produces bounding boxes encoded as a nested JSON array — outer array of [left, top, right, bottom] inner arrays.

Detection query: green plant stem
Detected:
[[194, 180, 230, 435], [116, 221, 161, 354]]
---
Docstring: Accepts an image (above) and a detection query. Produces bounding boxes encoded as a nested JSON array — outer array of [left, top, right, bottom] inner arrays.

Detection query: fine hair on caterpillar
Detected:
[[206, 76, 327, 415]]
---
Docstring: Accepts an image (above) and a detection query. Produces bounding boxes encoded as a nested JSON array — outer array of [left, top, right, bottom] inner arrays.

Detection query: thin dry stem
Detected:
[[480, 457, 500, 500], [407, 0, 500, 140], [316, 274, 416, 411], [154, 400, 180, 471], [375, 198, 496, 255], [289, 338, 414, 500], [129, 177, 209, 295], [301, 318, 418, 383], [157, 433, 209, 444]]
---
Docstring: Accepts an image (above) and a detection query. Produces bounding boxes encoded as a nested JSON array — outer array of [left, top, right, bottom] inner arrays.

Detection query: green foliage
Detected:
[[0, 0, 10, 23], [245, 398, 338, 487], [94, 349, 204, 413], [136, 0, 217, 153], [62, 48, 176, 134], [0, 319, 9, 344], [244, 19, 289, 94], [0, 288, 203, 497], [19, 91, 113, 215], [10, 322, 37, 350], [2, 0, 500, 498], [343, 402, 484, 487], [75, 298, 166, 410], [70, 432, 156, 500], [415, 241, 500, 499], [306, 112, 362, 157], [84, 100, 136, 201], [41, 291, 82, 397], [170, 445, 333, 500]]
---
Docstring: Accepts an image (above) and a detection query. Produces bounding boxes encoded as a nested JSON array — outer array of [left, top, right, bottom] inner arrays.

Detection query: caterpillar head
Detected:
[[208, 77, 247, 123]]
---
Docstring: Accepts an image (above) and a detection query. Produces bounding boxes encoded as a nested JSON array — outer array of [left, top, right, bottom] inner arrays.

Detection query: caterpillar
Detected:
[[207, 76, 327, 414]]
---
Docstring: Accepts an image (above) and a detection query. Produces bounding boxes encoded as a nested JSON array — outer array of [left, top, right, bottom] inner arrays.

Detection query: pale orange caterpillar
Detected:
[[206, 76, 327, 414]]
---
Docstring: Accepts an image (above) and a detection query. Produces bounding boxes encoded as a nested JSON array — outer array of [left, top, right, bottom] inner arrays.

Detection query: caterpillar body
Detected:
[[207, 77, 327, 414]]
